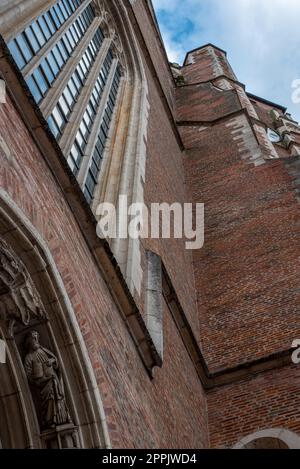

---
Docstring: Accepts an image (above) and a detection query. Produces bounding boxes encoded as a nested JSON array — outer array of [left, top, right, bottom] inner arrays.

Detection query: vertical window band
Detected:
[[47, 28, 105, 139], [8, 1, 91, 71], [83, 64, 122, 204], [67, 50, 116, 176], [24, 4, 96, 104]]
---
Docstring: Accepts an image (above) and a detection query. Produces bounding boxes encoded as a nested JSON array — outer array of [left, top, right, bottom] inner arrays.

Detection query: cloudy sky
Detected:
[[152, 0, 300, 122]]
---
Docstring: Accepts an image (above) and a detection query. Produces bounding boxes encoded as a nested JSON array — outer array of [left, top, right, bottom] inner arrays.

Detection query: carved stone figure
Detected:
[[24, 330, 72, 430], [0, 240, 46, 335]]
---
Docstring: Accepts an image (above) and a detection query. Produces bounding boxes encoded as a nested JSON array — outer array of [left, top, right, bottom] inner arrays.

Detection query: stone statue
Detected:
[[24, 330, 72, 430], [0, 240, 47, 337]]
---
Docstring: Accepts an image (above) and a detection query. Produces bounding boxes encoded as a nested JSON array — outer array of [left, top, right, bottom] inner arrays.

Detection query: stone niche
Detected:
[[0, 239, 80, 449]]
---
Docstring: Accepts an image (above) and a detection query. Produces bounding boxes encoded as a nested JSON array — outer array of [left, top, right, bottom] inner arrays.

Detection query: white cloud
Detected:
[[153, 0, 300, 121]]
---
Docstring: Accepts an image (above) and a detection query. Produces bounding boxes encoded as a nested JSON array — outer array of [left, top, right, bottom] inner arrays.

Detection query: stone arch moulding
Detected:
[[233, 428, 300, 449], [0, 188, 111, 449], [91, 0, 150, 299]]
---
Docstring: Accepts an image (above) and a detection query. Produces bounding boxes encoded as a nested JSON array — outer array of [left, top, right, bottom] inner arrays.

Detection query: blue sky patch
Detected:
[[153, 0, 300, 122]]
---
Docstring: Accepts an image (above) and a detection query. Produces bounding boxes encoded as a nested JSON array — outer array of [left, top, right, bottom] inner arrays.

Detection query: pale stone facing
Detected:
[[0, 339, 6, 364]]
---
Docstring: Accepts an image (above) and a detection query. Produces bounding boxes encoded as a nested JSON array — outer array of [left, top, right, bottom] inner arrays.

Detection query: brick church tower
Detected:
[[0, 0, 299, 449], [175, 45, 300, 448]]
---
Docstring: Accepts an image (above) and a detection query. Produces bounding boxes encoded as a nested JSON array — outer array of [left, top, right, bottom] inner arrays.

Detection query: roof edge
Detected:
[[183, 43, 227, 65], [247, 92, 287, 113]]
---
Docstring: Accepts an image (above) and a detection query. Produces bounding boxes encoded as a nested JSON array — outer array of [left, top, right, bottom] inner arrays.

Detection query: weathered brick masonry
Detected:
[[208, 365, 300, 448], [176, 44, 300, 447]]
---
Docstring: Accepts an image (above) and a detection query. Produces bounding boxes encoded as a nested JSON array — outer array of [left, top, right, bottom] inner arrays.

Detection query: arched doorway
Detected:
[[234, 429, 300, 449], [0, 190, 110, 449]]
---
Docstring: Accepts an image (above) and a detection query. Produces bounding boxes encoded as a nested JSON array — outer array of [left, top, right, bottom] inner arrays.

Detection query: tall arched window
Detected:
[[5, 0, 124, 206], [1, 0, 150, 297]]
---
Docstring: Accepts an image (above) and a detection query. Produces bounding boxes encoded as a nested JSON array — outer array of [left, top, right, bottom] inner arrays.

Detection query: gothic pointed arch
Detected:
[[0, 189, 110, 449], [233, 428, 300, 449]]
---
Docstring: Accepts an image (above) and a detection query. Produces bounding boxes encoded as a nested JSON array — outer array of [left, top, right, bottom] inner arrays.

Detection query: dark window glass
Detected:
[[24, 27, 40, 54], [87, 102, 95, 117], [85, 172, 96, 193], [83, 52, 91, 68], [66, 0, 76, 13], [16, 34, 33, 63], [84, 189, 92, 204], [95, 138, 104, 157], [102, 120, 109, 135], [52, 45, 64, 68], [47, 52, 60, 76], [89, 42, 96, 58], [57, 41, 68, 62], [76, 17, 85, 36], [90, 94, 97, 110], [58, 2, 69, 20], [50, 6, 62, 28], [8, 40, 26, 69], [106, 106, 112, 120], [89, 161, 99, 180], [43, 12, 56, 34], [76, 131, 85, 152], [62, 34, 73, 55], [70, 24, 79, 43], [65, 30, 75, 49], [48, 115, 61, 137], [58, 95, 71, 119], [79, 58, 88, 76], [80, 120, 89, 140], [85, 47, 94, 64], [98, 126, 107, 145], [33, 67, 48, 95], [81, 11, 88, 28], [26, 75, 42, 103], [92, 88, 99, 105], [93, 147, 102, 167], [83, 111, 92, 130], [68, 78, 78, 99], [76, 64, 85, 82], [67, 155, 77, 174], [31, 22, 46, 47], [52, 105, 65, 130], [62, 0, 72, 16], [107, 98, 114, 112], [37, 17, 51, 40], [53, 4, 65, 25], [64, 86, 74, 108], [70, 142, 81, 165], [41, 59, 55, 85]]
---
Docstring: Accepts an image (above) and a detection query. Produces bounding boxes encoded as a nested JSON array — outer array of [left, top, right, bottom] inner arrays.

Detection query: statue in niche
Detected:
[[24, 330, 72, 430]]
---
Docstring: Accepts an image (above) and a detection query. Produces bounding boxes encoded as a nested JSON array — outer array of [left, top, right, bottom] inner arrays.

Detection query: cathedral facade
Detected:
[[0, 0, 300, 449]]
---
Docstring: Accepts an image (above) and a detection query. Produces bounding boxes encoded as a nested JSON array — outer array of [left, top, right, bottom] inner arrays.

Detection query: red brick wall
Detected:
[[208, 364, 300, 448], [176, 43, 300, 449], [176, 82, 241, 122], [179, 46, 300, 373], [143, 62, 199, 337], [181, 116, 300, 372], [250, 97, 284, 128], [183, 46, 237, 84]]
